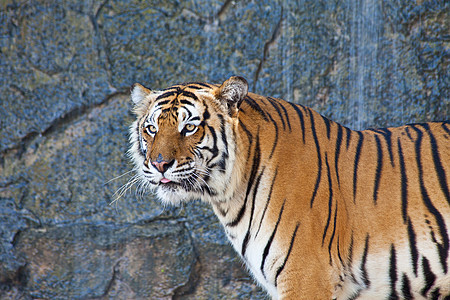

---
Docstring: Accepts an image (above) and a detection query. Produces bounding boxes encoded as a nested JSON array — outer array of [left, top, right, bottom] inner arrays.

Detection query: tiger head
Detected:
[[129, 76, 248, 204]]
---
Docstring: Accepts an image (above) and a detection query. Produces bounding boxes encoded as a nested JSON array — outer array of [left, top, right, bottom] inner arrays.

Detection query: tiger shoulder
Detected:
[[128, 76, 450, 299]]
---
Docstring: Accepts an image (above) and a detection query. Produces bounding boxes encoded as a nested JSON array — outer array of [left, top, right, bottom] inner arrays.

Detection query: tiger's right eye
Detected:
[[146, 125, 157, 135]]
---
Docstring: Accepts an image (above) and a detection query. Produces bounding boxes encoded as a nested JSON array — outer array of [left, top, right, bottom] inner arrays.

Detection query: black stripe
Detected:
[[335, 125, 343, 187], [162, 86, 181, 92], [337, 235, 344, 266], [442, 122, 450, 136], [286, 102, 306, 143], [352, 131, 364, 203], [216, 207, 227, 217], [227, 134, 261, 227], [405, 127, 414, 141], [423, 124, 450, 205], [275, 222, 300, 286], [186, 82, 212, 89], [137, 123, 146, 157], [328, 203, 338, 265], [238, 120, 253, 144], [373, 134, 383, 204], [183, 108, 193, 121], [218, 114, 229, 158], [421, 256, 436, 296], [348, 232, 354, 265], [156, 100, 171, 107], [267, 97, 287, 131], [389, 244, 399, 300], [411, 125, 449, 273], [202, 125, 219, 162], [345, 126, 352, 150], [244, 96, 269, 122], [255, 168, 278, 237], [265, 110, 279, 159], [361, 234, 371, 287], [323, 116, 331, 139], [401, 273, 413, 299], [193, 148, 204, 160], [376, 128, 395, 167], [278, 100, 292, 132], [260, 199, 286, 278], [156, 91, 177, 101], [322, 154, 333, 245], [202, 104, 211, 121], [180, 99, 195, 106], [430, 288, 441, 300], [310, 111, 323, 208], [180, 90, 199, 100], [185, 85, 204, 90], [241, 167, 265, 257], [185, 82, 212, 89], [407, 218, 419, 276], [347, 233, 361, 296], [397, 138, 408, 223]]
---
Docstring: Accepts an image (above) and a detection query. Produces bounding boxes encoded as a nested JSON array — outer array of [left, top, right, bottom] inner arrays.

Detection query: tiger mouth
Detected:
[[158, 179, 191, 191], [157, 176, 206, 193], [158, 180, 179, 189], [160, 178, 171, 184]]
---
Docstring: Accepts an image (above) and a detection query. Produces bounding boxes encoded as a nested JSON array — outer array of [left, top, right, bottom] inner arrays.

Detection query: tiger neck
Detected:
[[208, 115, 262, 244]]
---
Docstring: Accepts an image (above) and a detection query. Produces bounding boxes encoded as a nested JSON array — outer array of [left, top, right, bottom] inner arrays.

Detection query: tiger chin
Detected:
[[128, 76, 450, 299]]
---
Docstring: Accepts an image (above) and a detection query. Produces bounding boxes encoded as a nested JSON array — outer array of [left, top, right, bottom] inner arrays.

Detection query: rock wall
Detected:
[[0, 0, 448, 299]]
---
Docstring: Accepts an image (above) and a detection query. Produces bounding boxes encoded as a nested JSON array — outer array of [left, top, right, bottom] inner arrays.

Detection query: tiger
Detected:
[[128, 76, 450, 299]]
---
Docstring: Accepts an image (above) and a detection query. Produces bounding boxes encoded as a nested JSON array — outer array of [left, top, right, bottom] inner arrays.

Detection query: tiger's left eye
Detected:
[[185, 124, 196, 132], [183, 124, 198, 136]]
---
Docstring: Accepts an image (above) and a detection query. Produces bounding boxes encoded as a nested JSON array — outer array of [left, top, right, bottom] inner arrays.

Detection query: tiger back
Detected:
[[128, 76, 450, 299]]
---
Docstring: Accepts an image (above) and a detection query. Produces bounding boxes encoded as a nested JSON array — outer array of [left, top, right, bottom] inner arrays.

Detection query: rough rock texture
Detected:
[[0, 0, 448, 299]]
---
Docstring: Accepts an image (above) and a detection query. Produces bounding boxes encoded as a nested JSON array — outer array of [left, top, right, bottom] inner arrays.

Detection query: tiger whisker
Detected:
[[194, 166, 212, 176], [189, 176, 204, 193], [191, 171, 213, 194], [104, 169, 136, 186], [204, 165, 227, 173], [110, 173, 140, 205]]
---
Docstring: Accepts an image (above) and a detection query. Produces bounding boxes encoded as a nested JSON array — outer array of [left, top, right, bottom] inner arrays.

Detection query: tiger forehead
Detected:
[[155, 94, 198, 118], [157, 82, 214, 103], [154, 84, 213, 114], [155, 87, 204, 110]]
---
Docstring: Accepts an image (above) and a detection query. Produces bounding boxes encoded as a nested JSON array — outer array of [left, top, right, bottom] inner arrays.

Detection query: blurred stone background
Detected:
[[0, 0, 448, 299]]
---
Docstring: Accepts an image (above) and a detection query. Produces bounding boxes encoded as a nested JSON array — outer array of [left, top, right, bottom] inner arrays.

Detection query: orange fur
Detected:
[[129, 76, 450, 299]]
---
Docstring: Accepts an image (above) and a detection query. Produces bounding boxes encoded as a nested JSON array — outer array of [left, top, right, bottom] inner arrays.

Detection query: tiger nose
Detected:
[[151, 159, 174, 173]]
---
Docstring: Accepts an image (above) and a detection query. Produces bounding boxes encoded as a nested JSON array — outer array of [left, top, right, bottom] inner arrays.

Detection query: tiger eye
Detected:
[[146, 125, 157, 135], [185, 124, 196, 132]]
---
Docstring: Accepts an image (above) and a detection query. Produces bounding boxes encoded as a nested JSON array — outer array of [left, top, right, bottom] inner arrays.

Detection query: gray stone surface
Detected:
[[0, 0, 448, 299], [16, 222, 196, 299]]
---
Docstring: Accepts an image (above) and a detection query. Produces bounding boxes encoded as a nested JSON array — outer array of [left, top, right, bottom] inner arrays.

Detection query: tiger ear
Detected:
[[215, 76, 248, 117], [131, 83, 152, 105], [130, 83, 154, 115]]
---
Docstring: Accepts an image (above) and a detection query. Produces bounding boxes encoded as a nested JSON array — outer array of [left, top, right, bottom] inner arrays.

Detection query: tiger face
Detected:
[[129, 77, 248, 204]]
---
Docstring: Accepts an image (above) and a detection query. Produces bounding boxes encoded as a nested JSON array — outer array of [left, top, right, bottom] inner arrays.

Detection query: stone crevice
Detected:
[[253, 7, 284, 91], [172, 221, 202, 299], [216, 0, 234, 22], [95, 258, 121, 299], [0, 90, 127, 159], [90, 0, 115, 93]]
